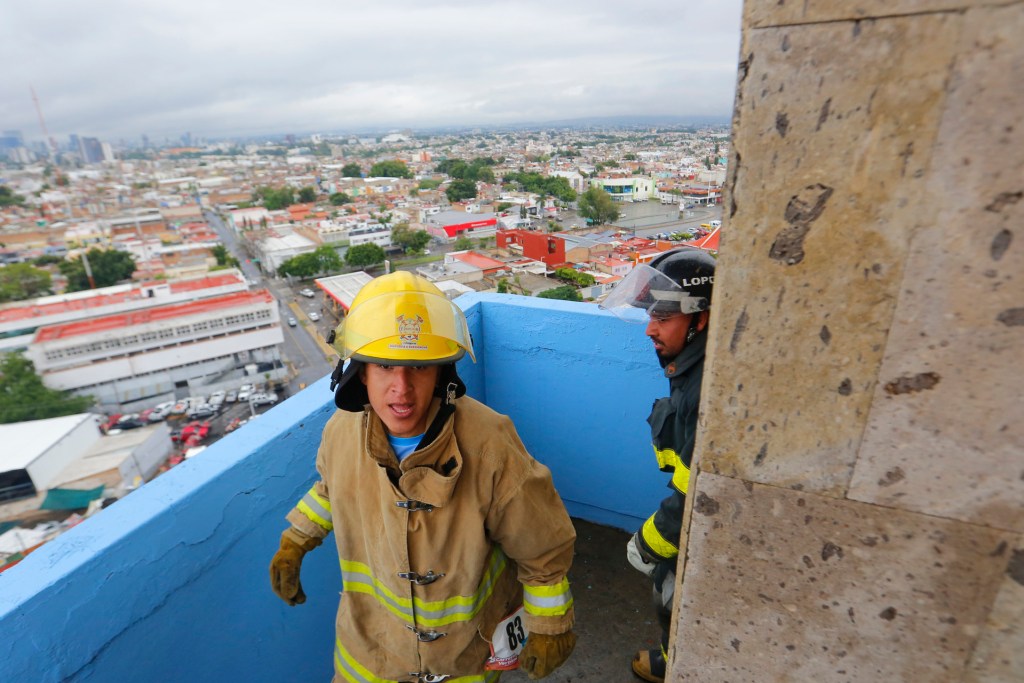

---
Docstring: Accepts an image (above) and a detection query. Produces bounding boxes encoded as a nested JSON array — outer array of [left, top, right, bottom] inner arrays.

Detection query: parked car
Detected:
[[209, 390, 226, 407], [299, 288, 316, 298], [225, 390, 238, 404], [187, 403, 217, 419], [237, 384, 255, 402], [149, 402, 175, 421], [178, 420, 211, 443], [287, 317, 298, 327], [308, 311, 321, 322], [100, 413, 123, 433], [249, 392, 279, 407], [113, 413, 146, 430]]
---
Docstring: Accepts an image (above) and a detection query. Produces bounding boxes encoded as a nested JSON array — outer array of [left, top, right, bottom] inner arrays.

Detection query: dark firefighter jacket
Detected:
[[286, 395, 576, 683], [636, 333, 706, 563]]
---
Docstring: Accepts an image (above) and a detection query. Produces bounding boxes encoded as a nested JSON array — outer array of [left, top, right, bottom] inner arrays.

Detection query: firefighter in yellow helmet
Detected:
[[270, 272, 578, 682]]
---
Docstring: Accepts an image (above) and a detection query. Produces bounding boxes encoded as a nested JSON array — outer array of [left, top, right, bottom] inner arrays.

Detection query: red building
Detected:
[[496, 229, 566, 267]]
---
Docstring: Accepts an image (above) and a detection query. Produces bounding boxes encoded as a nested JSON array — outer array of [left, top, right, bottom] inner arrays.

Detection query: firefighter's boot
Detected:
[[631, 648, 666, 683]]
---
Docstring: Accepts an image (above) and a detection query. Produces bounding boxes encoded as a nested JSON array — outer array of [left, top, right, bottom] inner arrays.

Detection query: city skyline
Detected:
[[1, 0, 743, 142]]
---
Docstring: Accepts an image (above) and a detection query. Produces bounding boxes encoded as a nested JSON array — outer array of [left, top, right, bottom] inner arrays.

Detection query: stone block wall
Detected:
[[674, 2, 1023, 681]]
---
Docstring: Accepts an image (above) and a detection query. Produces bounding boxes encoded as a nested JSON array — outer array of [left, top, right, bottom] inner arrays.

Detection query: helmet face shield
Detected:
[[600, 264, 709, 322], [336, 289, 475, 364]]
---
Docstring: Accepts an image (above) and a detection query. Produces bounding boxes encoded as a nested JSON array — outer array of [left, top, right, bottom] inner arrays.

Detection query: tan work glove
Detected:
[[269, 527, 321, 606], [519, 630, 577, 680]]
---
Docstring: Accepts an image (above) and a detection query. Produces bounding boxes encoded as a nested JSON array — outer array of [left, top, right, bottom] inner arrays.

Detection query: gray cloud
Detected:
[[1, 0, 742, 141]]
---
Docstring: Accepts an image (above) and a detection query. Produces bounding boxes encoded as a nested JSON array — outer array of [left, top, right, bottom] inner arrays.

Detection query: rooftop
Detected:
[[33, 289, 275, 342], [0, 294, 666, 681]]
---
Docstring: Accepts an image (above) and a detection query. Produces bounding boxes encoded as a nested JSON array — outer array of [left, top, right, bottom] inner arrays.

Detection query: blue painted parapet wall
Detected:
[[0, 294, 671, 682]]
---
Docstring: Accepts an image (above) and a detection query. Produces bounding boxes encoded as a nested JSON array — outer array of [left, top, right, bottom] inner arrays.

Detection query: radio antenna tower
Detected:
[[30, 85, 60, 160]]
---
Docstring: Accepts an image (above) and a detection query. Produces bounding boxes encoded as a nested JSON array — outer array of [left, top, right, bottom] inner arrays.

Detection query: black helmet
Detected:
[[601, 247, 716, 317]]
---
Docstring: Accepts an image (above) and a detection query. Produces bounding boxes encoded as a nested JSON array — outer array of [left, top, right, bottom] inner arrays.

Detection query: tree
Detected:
[[298, 186, 317, 203], [369, 160, 412, 179], [391, 223, 431, 254], [313, 245, 343, 273], [537, 285, 582, 302], [60, 249, 137, 292], [453, 236, 475, 251], [435, 157, 496, 183], [278, 253, 319, 278], [0, 263, 52, 302], [501, 172, 576, 203], [577, 187, 620, 226], [555, 267, 595, 287], [329, 192, 352, 206], [0, 353, 94, 424], [279, 246, 342, 278], [210, 245, 240, 269], [418, 179, 442, 191], [345, 243, 386, 269], [446, 179, 477, 203], [0, 186, 25, 207], [341, 163, 363, 178], [256, 186, 295, 210]]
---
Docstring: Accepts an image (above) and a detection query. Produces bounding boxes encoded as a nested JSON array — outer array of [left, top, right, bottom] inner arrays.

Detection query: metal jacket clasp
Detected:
[[396, 500, 434, 512], [397, 570, 445, 585], [406, 625, 447, 642]]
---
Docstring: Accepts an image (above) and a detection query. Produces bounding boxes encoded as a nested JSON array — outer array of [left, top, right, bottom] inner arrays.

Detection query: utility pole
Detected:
[[81, 250, 97, 289]]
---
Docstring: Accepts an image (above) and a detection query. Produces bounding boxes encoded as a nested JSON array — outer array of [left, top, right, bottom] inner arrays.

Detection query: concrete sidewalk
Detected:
[[505, 518, 660, 682]]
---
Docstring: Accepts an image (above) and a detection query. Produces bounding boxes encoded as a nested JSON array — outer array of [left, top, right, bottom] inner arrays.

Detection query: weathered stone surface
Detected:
[[745, 0, 995, 29], [673, 474, 1014, 682], [702, 15, 958, 494], [848, 4, 1024, 531], [965, 538, 1024, 682]]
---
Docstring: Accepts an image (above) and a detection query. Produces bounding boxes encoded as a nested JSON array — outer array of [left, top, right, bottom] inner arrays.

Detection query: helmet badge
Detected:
[[394, 313, 427, 350]]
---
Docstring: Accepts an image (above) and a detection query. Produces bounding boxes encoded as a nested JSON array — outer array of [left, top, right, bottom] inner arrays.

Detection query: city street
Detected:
[[204, 210, 336, 394]]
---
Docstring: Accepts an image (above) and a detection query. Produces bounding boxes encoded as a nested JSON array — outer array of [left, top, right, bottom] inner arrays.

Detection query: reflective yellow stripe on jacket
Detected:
[[641, 513, 678, 560], [523, 577, 573, 617], [652, 445, 691, 495], [334, 638, 501, 683], [340, 547, 508, 628], [296, 486, 333, 532]]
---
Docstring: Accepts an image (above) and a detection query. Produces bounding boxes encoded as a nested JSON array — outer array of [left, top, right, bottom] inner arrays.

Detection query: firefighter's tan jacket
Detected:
[[286, 395, 576, 682]]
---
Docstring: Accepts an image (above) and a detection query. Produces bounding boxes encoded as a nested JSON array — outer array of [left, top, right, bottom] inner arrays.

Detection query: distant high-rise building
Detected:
[[141, 134, 150, 149], [181, 132, 192, 147], [1, 130, 25, 148], [0, 130, 25, 160], [80, 137, 105, 164]]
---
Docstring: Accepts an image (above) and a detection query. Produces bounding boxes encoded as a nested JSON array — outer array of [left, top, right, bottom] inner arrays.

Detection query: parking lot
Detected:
[[163, 387, 283, 454]]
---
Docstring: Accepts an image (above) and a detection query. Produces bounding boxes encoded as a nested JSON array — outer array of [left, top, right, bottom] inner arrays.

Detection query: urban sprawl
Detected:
[[0, 124, 728, 569]]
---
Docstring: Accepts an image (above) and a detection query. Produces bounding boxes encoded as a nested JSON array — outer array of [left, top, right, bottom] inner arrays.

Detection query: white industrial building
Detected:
[[0, 270, 250, 353], [255, 230, 318, 275], [0, 414, 103, 505], [24, 289, 286, 412]]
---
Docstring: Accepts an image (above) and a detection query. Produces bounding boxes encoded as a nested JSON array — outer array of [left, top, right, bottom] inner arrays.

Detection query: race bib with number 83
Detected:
[[484, 606, 528, 671]]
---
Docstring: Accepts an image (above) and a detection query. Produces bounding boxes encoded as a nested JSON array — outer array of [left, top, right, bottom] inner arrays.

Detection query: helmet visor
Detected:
[[600, 264, 707, 322], [336, 290, 476, 364]]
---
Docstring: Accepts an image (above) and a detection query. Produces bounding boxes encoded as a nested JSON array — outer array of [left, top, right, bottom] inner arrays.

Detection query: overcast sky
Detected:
[[2, 0, 743, 143]]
